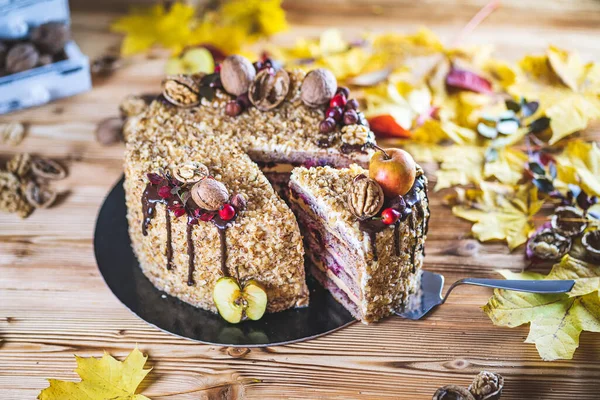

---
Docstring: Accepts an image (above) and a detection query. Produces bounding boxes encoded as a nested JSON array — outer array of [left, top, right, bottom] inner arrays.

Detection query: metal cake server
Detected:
[[395, 271, 575, 320]]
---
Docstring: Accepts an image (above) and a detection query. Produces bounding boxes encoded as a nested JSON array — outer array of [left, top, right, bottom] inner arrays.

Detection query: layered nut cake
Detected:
[[124, 55, 429, 324]]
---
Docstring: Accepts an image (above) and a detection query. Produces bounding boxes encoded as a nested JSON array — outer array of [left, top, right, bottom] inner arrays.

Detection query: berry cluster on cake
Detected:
[[123, 54, 429, 324]]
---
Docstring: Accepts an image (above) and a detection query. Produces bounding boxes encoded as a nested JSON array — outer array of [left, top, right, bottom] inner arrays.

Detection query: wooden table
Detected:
[[2, 2, 600, 399]]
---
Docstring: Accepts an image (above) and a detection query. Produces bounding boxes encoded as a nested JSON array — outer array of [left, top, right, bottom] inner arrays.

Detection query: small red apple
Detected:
[[369, 148, 416, 197]]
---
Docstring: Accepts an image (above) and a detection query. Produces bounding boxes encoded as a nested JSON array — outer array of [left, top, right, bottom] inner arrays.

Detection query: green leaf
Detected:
[[484, 255, 600, 361]]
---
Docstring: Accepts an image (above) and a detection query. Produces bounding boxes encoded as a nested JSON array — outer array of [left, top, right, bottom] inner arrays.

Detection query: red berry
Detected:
[[219, 204, 236, 221], [158, 185, 172, 199], [381, 208, 401, 225], [214, 64, 222, 73], [330, 93, 347, 108], [319, 117, 337, 134], [336, 86, 350, 98], [343, 109, 358, 125], [345, 98, 359, 110], [225, 101, 242, 116], [325, 106, 343, 121]]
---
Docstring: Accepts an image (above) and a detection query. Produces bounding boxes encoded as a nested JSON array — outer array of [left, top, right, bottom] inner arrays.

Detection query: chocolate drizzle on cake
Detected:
[[186, 224, 195, 285], [358, 174, 428, 263], [141, 181, 238, 284], [165, 209, 173, 270]]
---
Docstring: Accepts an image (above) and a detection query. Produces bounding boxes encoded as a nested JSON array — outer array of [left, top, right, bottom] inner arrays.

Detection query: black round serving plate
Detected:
[[94, 177, 356, 346]]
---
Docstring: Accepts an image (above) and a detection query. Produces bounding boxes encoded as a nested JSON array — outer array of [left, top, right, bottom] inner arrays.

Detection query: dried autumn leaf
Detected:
[[555, 140, 600, 197], [483, 147, 528, 185], [111, 3, 195, 56], [451, 183, 544, 250], [434, 145, 485, 191], [484, 255, 600, 361], [38, 347, 151, 400], [509, 46, 600, 144]]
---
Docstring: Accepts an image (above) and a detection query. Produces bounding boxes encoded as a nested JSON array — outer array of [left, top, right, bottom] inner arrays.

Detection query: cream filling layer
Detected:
[[312, 256, 361, 307], [260, 163, 296, 173]]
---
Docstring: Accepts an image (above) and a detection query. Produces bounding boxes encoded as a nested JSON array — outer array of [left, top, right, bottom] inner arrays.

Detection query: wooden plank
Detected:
[[1, 4, 600, 399]]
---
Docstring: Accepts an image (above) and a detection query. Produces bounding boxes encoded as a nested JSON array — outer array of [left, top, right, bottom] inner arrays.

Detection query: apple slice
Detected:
[[213, 277, 245, 324], [213, 277, 268, 324], [243, 280, 268, 321]]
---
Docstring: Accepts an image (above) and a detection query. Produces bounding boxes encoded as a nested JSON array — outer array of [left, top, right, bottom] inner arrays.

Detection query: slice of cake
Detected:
[[289, 158, 429, 323]]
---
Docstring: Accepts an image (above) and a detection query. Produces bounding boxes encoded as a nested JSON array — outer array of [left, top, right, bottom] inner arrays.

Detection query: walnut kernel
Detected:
[[347, 174, 384, 220]]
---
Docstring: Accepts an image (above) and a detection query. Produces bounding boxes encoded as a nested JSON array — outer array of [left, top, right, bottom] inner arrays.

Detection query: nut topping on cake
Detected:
[[300, 68, 337, 107], [249, 68, 290, 111], [173, 161, 209, 184], [220, 55, 256, 96], [162, 74, 201, 107], [191, 177, 229, 211], [347, 174, 384, 220]]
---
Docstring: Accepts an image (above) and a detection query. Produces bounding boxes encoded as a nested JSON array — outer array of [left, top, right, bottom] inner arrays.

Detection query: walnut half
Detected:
[[346, 174, 384, 220]]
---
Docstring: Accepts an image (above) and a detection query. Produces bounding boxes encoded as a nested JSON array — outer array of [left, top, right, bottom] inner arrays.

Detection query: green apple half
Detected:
[[213, 277, 268, 324]]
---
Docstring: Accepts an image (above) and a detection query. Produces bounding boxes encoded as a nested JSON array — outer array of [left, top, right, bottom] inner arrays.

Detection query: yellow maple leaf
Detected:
[[451, 183, 544, 250], [434, 145, 485, 191], [111, 3, 196, 56], [555, 140, 600, 197], [485, 255, 600, 361], [483, 147, 527, 185], [38, 347, 151, 400], [509, 46, 600, 144]]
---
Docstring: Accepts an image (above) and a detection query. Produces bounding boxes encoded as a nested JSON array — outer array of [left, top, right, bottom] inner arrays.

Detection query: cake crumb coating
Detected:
[[124, 104, 310, 313]]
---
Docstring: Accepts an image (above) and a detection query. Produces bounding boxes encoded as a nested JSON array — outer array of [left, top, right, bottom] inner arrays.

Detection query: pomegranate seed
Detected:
[[381, 208, 401, 225], [200, 213, 214, 222], [219, 204, 236, 221], [147, 173, 164, 185], [329, 93, 347, 108], [158, 185, 172, 199], [325, 106, 343, 122], [173, 207, 186, 218]]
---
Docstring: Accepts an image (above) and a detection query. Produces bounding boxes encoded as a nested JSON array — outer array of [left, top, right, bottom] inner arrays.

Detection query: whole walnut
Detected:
[[220, 55, 256, 96], [191, 178, 229, 211], [301, 68, 337, 107], [31, 22, 70, 55], [6, 44, 39, 74]]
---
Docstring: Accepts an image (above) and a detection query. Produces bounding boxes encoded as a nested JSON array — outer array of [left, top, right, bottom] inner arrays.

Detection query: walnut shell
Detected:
[[249, 68, 290, 111], [347, 174, 384, 220], [527, 228, 571, 261], [30, 22, 70, 55], [468, 371, 504, 400], [6, 43, 39, 74], [25, 181, 56, 209], [173, 161, 209, 184], [300, 68, 337, 107], [162, 74, 201, 107], [551, 206, 587, 237], [433, 385, 475, 400], [191, 178, 229, 211], [31, 158, 67, 180], [582, 230, 600, 262], [220, 55, 256, 96]]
